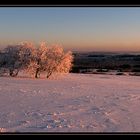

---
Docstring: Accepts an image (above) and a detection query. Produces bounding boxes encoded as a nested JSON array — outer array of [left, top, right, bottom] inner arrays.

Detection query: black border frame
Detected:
[[0, 2, 140, 136]]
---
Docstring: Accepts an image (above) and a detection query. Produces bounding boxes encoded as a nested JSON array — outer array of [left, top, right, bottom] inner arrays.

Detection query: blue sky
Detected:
[[0, 7, 140, 52]]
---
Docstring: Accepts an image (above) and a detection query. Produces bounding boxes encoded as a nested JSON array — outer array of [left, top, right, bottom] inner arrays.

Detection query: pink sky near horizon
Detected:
[[1, 8, 140, 52]]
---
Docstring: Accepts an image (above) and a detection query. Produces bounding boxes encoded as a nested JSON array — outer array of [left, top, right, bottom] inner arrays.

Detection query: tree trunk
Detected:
[[14, 70, 19, 76], [35, 59, 40, 78], [9, 69, 13, 76], [35, 68, 39, 78], [46, 71, 52, 79], [9, 69, 19, 77]]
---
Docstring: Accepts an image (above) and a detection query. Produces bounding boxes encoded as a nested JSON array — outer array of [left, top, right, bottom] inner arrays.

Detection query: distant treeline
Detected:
[[71, 53, 140, 73]]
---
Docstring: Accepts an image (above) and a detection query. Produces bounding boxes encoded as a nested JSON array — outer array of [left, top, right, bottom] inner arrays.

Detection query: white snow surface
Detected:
[[0, 73, 140, 132]]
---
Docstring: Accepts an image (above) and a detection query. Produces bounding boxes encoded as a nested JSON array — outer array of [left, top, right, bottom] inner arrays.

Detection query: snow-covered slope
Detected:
[[0, 74, 140, 132]]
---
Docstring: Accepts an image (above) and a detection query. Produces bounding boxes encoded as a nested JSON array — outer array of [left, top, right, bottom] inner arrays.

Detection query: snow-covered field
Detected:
[[0, 73, 140, 132]]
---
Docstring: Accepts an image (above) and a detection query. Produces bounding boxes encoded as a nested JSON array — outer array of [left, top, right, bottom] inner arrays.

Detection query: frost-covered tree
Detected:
[[18, 42, 35, 70], [0, 45, 21, 76], [0, 42, 34, 77], [26, 42, 48, 78], [44, 45, 73, 78]]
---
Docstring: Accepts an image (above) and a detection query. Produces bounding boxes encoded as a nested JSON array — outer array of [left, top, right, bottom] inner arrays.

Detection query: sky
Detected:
[[0, 7, 140, 52]]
